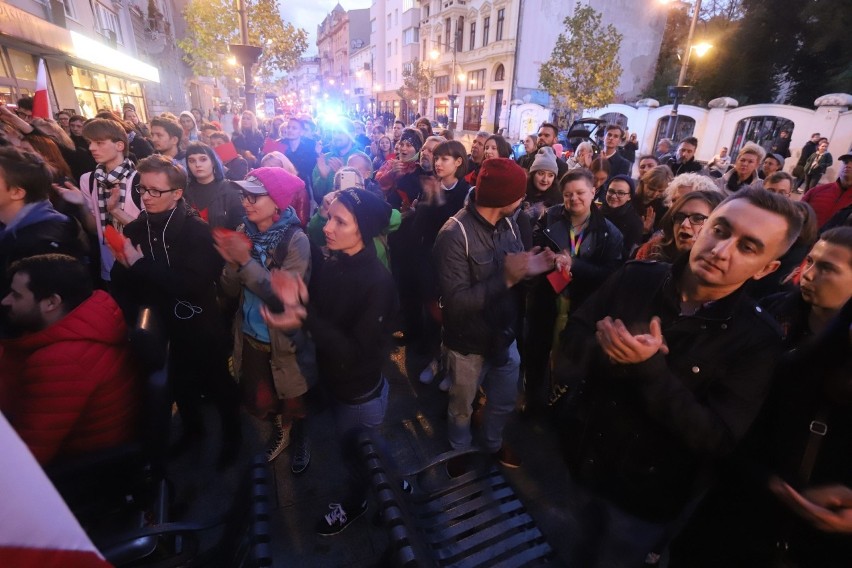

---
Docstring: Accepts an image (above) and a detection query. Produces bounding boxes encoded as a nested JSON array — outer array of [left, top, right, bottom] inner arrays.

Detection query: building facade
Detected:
[[317, 4, 370, 108], [421, 0, 518, 133], [0, 0, 188, 121], [371, 0, 421, 123]]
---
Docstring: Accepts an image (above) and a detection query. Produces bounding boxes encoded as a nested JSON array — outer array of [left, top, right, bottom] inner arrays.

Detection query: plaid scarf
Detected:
[[93, 158, 135, 226]]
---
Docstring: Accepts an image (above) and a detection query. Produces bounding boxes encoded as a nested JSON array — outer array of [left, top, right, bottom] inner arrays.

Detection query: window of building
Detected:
[[403, 27, 419, 45], [436, 35, 442, 53], [387, 14, 392, 29], [456, 17, 464, 50], [394, 9, 399, 25], [387, 70, 391, 84], [403, 0, 415, 12], [469, 22, 476, 51], [496, 9, 504, 40], [70, 65, 145, 121], [463, 95, 485, 131], [494, 64, 505, 81], [403, 61, 413, 74], [61, 0, 77, 20], [371, 19, 376, 33], [387, 42, 392, 57], [394, 39, 399, 55], [435, 75, 450, 93], [424, 5, 430, 18], [482, 17, 490, 47], [445, 18, 451, 51], [95, 2, 123, 45], [467, 69, 486, 90]]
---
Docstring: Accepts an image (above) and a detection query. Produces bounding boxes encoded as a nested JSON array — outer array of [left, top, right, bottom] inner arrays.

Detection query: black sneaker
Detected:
[[291, 436, 311, 475], [265, 417, 290, 463], [316, 500, 367, 536]]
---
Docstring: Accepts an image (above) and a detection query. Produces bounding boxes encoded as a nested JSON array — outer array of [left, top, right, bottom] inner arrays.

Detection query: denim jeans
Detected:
[[446, 341, 520, 453], [333, 378, 389, 501]]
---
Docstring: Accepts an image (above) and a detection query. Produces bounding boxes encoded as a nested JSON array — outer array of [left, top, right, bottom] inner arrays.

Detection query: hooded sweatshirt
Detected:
[[183, 144, 245, 229]]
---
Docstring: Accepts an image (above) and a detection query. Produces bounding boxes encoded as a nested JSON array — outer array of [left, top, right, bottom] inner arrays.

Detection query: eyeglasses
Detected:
[[239, 192, 268, 204], [15, 110, 32, 119], [135, 186, 180, 198], [606, 189, 630, 198], [672, 213, 709, 226]]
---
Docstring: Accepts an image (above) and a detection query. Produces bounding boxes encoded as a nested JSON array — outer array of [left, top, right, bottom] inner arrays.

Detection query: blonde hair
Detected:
[[737, 141, 766, 163], [663, 172, 722, 206], [260, 151, 297, 175]]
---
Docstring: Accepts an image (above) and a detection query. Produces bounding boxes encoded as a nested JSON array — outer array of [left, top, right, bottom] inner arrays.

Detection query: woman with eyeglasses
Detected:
[[634, 190, 725, 263], [600, 174, 644, 258], [110, 155, 241, 467], [214, 167, 313, 468], [184, 141, 244, 230]]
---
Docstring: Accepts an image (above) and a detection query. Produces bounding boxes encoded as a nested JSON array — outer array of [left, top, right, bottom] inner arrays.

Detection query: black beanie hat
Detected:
[[604, 174, 637, 197], [399, 128, 424, 152], [335, 188, 392, 246]]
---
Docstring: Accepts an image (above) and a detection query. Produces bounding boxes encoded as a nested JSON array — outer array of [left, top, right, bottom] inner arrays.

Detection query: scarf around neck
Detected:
[[93, 158, 135, 227]]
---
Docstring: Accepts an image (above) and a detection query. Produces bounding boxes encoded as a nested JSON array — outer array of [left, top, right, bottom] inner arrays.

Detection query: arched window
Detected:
[[730, 116, 794, 158], [654, 116, 696, 149], [494, 64, 505, 82]]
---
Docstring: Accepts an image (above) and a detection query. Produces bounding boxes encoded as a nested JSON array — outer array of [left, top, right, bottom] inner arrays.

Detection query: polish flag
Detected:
[[32, 59, 52, 120], [0, 413, 112, 567]]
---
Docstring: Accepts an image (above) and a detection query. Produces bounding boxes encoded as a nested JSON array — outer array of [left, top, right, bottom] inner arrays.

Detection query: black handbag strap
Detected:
[[797, 405, 829, 486]]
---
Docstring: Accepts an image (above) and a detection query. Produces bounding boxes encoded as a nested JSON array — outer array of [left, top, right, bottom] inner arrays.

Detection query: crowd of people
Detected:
[[1, 95, 851, 566]]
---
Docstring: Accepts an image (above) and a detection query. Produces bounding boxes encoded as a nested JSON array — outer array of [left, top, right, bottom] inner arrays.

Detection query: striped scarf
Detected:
[[93, 158, 135, 226]]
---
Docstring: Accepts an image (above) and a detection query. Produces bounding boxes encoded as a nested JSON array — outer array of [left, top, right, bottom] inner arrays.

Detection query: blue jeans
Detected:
[[446, 341, 520, 453], [333, 378, 389, 500]]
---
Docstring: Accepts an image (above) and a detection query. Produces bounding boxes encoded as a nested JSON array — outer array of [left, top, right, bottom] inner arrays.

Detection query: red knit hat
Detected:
[[475, 158, 527, 208]]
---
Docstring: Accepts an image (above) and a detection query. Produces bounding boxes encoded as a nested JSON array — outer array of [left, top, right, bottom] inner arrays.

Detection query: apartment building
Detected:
[[317, 4, 370, 107], [0, 0, 188, 120], [371, 0, 421, 122]]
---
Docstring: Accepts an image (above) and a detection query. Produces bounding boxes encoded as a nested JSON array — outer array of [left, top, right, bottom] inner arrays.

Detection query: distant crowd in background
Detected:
[[1, 95, 851, 566]]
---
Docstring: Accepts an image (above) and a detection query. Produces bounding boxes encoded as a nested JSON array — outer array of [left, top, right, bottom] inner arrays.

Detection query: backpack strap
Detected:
[[448, 216, 469, 258]]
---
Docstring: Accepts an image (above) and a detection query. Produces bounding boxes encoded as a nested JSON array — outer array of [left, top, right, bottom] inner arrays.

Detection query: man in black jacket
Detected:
[[664, 136, 704, 176], [551, 188, 803, 567], [601, 124, 633, 177], [434, 158, 556, 471]]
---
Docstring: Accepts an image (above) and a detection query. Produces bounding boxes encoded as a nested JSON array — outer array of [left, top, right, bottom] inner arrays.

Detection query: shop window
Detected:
[[463, 95, 485, 131], [654, 116, 696, 149], [7, 49, 37, 81]]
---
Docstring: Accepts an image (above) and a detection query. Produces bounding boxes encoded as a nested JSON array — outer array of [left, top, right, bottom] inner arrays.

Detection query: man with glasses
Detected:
[[110, 155, 242, 467], [763, 171, 795, 198], [55, 111, 71, 134], [601, 124, 632, 177], [14, 97, 34, 123]]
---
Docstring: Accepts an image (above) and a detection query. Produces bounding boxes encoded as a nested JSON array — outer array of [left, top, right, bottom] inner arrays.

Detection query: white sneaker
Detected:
[[418, 359, 440, 384], [438, 375, 452, 392]]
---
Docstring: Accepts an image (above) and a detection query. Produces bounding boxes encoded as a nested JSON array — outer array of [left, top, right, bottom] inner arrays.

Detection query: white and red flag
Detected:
[[31, 59, 52, 120], [0, 412, 112, 567]]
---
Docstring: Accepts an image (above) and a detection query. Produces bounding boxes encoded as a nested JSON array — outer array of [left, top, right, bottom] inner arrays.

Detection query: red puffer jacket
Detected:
[[0, 291, 140, 466]]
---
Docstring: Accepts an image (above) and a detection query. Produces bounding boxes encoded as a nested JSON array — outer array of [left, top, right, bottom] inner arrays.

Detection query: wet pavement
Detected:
[[262, 346, 574, 567]]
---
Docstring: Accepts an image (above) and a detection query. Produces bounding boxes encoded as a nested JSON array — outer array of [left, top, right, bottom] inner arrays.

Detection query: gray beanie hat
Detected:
[[530, 146, 559, 174]]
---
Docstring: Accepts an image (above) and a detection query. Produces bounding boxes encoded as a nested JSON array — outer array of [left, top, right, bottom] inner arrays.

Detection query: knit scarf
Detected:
[[93, 158, 135, 226], [243, 207, 299, 270]]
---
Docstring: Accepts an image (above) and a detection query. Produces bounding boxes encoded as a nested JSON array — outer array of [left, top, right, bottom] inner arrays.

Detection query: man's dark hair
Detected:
[[209, 131, 230, 144], [0, 146, 52, 203], [820, 227, 852, 261], [560, 168, 595, 190], [8, 254, 93, 313], [638, 154, 660, 165], [722, 187, 804, 256], [766, 171, 794, 186], [150, 117, 183, 141], [199, 124, 219, 133], [136, 154, 188, 191], [394, 120, 406, 128], [55, 110, 71, 119], [605, 124, 625, 138], [16, 96, 34, 111], [681, 136, 698, 148], [69, 114, 86, 124], [538, 122, 558, 138], [372, 125, 386, 135]]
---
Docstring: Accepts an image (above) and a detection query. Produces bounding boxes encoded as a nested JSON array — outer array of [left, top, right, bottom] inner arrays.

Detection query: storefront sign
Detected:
[[70, 32, 159, 83]]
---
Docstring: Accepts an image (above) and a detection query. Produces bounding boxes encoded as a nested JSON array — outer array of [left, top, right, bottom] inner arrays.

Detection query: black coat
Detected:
[[554, 259, 783, 521], [110, 200, 225, 349]]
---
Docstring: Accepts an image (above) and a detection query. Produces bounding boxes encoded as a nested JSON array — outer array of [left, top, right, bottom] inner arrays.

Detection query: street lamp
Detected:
[[430, 40, 461, 129], [228, 0, 263, 112], [661, 0, 711, 140]]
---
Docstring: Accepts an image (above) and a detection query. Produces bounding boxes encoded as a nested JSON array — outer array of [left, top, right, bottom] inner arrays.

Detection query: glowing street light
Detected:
[[692, 42, 713, 58]]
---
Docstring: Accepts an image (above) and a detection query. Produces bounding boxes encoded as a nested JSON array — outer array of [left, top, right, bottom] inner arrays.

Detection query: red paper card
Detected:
[[214, 142, 239, 163], [261, 137, 285, 156], [547, 268, 572, 294], [103, 225, 127, 262]]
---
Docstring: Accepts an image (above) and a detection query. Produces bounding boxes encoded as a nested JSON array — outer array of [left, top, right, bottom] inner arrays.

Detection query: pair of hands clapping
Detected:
[[261, 270, 309, 331]]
